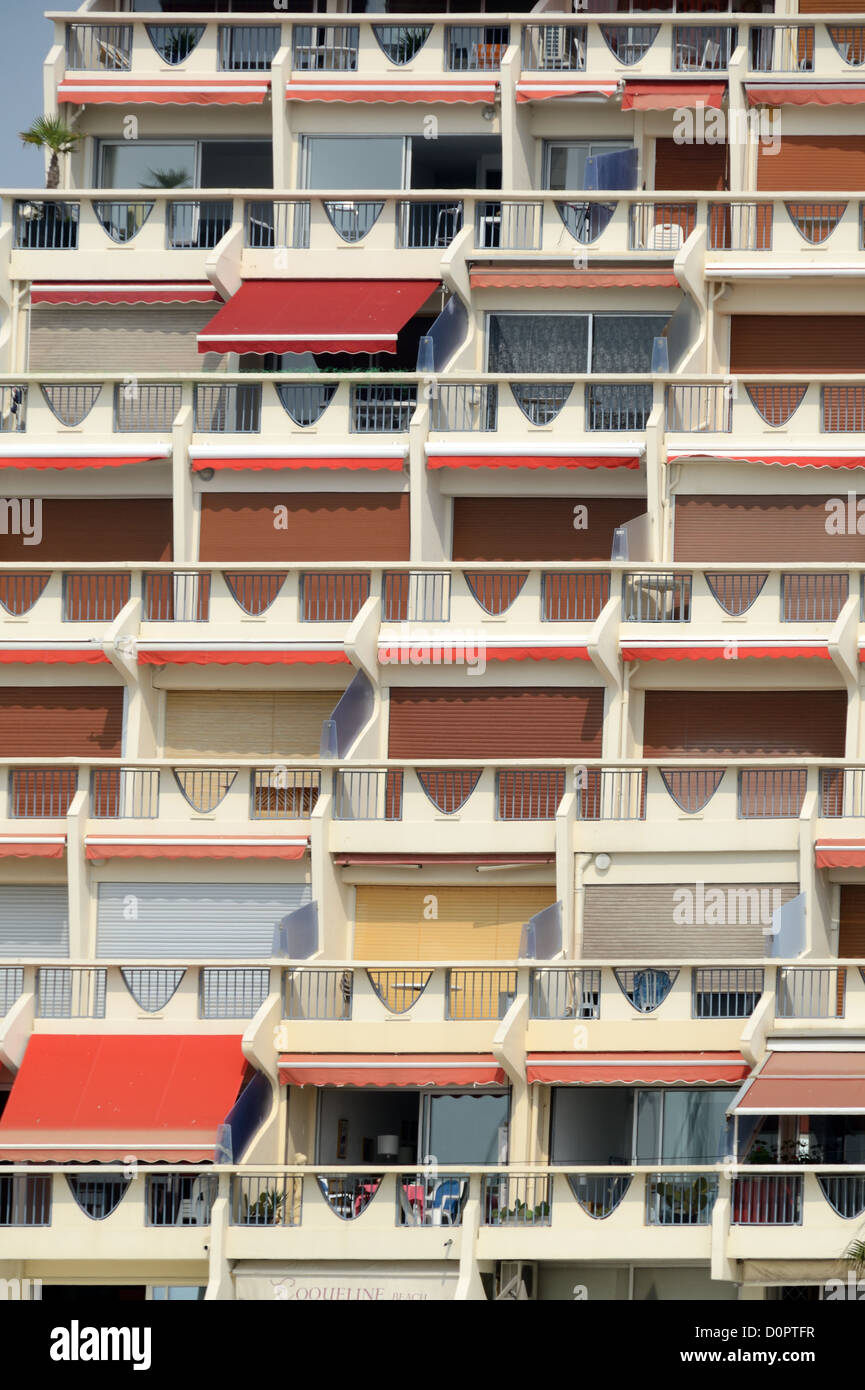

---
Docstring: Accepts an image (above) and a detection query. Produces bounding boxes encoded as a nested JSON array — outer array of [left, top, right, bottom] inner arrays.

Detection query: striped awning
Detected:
[[528, 1052, 750, 1085], [58, 77, 269, 105], [279, 1054, 505, 1087]]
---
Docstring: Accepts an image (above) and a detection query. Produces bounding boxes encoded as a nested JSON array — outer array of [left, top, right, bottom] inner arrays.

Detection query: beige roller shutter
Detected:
[[28, 305, 220, 373], [354, 885, 552, 961], [582, 883, 796, 959], [164, 691, 337, 758]]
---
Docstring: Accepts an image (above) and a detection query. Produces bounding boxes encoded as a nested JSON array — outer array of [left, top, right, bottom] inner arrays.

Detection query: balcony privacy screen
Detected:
[[487, 314, 669, 374]]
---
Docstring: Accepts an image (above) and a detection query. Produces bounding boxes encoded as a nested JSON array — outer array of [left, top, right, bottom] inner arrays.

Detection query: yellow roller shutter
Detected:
[[164, 691, 336, 758], [354, 885, 553, 961]]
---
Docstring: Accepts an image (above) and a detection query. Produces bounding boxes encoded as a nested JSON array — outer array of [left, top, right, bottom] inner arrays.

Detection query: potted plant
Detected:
[[243, 1188, 286, 1226]]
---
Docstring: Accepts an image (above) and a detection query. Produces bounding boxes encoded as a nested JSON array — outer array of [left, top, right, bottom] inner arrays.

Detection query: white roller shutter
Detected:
[[0, 885, 68, 957], [97, 881, 310, 958]]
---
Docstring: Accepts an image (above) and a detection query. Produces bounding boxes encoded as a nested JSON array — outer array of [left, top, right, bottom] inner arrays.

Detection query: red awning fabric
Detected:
[[622, 80, 726, 111], [622, 645, 830, 662], [31, 282, 220, 306], [746, 84, 865, 107], [137, 647, 350, 666], [0, 836, 65, 859], [197, 279, 439, 356], [0, 1034, 248, 1160], [285, 79, 497, 104], [0, 455, 165, 471], [426, 453, 640, 471], [816, 840, 865, 869], [470, 270, 679, 289], [0, 648, 109, 664], [85, 837, 308, 861], [516, 80, 618, 103], [279, 1053, 505, 1088], [190, 455, 404, 473], [732, 1049, 865, 1114], [668, 451, 865, 470], [334, 852, 554, 866], [379, 642, 590, 663], [527, 1052, 750, 1085], [58, 77, 269, 105]]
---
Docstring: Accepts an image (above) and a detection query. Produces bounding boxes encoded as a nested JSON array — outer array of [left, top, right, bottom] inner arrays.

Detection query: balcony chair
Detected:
[[431, 1178, 465, 1225], [648, 223, 685, 253]]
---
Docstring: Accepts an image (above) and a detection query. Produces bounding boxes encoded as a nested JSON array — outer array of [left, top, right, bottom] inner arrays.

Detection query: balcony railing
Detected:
[[732, 1175, 802, 1226], [446, 25, 509, 72]]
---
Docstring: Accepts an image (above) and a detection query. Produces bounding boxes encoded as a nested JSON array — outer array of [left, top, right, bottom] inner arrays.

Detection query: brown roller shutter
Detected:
[[799, 0, 865, 14], [451, 497, 645, 562], [839, 887, 865, 957], [582, 883, 795, 959], [354, 884, 551, 961], [654, 139, 727, 191], [388, 686, 603, 758], [674, 495, 865, 562], [199, 493, 409, 562], [642, 690, 845, 757], [0, 687, 123, 756], [729, 316, 865, 373], [28, 305, 221, 374], [165, 690, 337, 758], [758, 136, 865, 192], [0, 499, 172, 563]]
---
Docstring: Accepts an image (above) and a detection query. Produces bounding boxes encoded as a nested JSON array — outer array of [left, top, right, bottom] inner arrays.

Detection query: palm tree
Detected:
[[19, 115, 81, 190], [141, 168, 192, 190], [846, 1235, 865, 1276]]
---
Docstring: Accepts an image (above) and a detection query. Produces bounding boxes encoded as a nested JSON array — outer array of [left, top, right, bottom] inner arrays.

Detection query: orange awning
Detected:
[[0, 1035, 248, 1160], [470, 270, 678, 289], [85, 837, 308, 861], [137, 647, 350, 666], [0, 647, 109, 664], [816, 840, 865, 869], [668, 450, 865, 470], [59, 77, 269, 105], [279, 1053, 505, 1087], [285, 79, 497, 104], [0, 455, 166, 471], [528, 1052, 750, 1085], [378, 641, 590, 664], [732, 1049, 865, 1114], [516, 80, 617, 103], [31, 282, 220, 305], [622, 80, 726, 111], [746, 84, 865, 107], [198, 279, 439, 356], [190, 454, 404, 473], [622, 644, 830, 662], [426, 451, 640, 471], [0, 836, 65, 859]]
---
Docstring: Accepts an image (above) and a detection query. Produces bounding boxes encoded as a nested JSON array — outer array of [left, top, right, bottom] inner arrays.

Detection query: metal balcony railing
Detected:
[[91, 768, 160, 820], [496, 769, 565, 821], [292, 25, 358, 72], [673, 24, 735, 71], [252, 770, 320, 821], [332, 770, 403, 821], [398, 1175, 468, 1227], [629, 202, 695, 252], [482, 1175, 551, 1227], [666, 384, 732, 433], [586, 383, 653, 431], [63, 573, 130, 623], [351, 385, 416, 433], [446, 969, 517, 1021], [194, 384, 261, 433], [0, 967, 24, 1017], [777, 967, 844, 1019], [199, 968, 270, 1020], [245, 199, 310, 250], [65, 23, 132, 70], [230, 1175, 302, 1227], [522, 23, 585, 71], [446, 25, 509, 71], [396, 200, 463, 249], [576, 770, 646, 822], [781, 573, 848, 623], [429, 384, 497, 432], [749, 25, 814, 73], [218, 24, 280, 70], [300, 572, 369, 623], [14, 200, 79, 250], [646, 1173, 718, 1225], [284, 968, 352, 1021], [623, 573, 691, 623], [10, 768, 77, 818], [732, 1175, 802, 1226], [738, 769, 807, 820], [37, 968, 107, 1019], [146, 1175, 218, 1227], [692, 968, 764, 1020], [542, 571, 610, 622], [114, 383, 180, 433], [167, 201, 232, 250], [530, 968, 601, 1020], [0, 1176, 51, 1227], [475, 201, 543, 252]]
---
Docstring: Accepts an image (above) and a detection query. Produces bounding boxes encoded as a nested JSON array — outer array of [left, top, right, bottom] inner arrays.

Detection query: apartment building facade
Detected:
[[0, 0, 864, 1303]]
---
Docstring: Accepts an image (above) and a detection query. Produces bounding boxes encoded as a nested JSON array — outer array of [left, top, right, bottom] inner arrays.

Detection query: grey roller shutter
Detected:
[[0, 885, 68, 957], [28, 305, 220, 373], [582, 883, 796, 959], [96, 881, 311, 958]]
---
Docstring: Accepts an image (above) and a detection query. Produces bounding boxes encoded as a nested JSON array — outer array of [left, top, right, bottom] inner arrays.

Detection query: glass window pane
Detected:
[[100, 143, 196, 190], [304, 138, 404, 190], [427, 1094, 508, 1164], [591, 314, 668, 373], [201, 142, 271, 189], [550, 1089, 633, 1164], [662, 1090, 735, 1163], [547, 142, 631, 191], [488, 314, 589, 373], [635, 1090, 662, 1164]]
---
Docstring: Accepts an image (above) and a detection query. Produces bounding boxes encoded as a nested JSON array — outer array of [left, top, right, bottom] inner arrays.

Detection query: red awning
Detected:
[[816, 840, 865, 869], [137, 647, 349, 666], [746, 84, 865, 107], [379, 642, 590, 663], [0, 1034, 248, 1160], [470, 270, 678, 289], [59, 77, 269, 105], [279, 1053, 505, 1088], [426, 452, 640, 471], [732, 1049, 865, 1114], [31, 282, 220, 306], [528, 1052, 750, 1085], [0, 836, 65, 859], [190, 455, 404, 473], [622, 644, 830, 662], [285, 79, 497, 104], [86, 837, 308, 861], [334, 852, 554, 866], [622, 80, 726, 111], [0, 455, 166, 471], [197, 279, 439, 356], [668, 450, 865, 470], [516, 80, 617, 103], [0, 648, 109, 664]]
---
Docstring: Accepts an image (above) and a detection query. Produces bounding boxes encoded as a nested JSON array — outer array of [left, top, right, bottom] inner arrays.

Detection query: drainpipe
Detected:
[[706, 281, 726, 376], [573, 852, 593, 960]]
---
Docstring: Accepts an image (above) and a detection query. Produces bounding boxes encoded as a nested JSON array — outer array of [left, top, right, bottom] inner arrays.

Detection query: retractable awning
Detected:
[[59, 77, 269, 105], [515, 80, 617, 103], [527, 1052, 750, 1085], [189, 445, 406, 473], [378, 640, 591, 663], [137, 645, 350, 666], [0, 835, 65, 859], [279, 1054, 505, 1088], [746, 84, 865, 107], [85, 836, 308, 861], [0, 645, 110, 664], [668, 450, 865, 470], [197, 279, 439, 356], [0, 444, 170, 471], [31, 282, 220, 306], [622, 643, 830, 662], [426, 444, 642, 471], [285, 78, 497, 104], [0, 1035, 248, 1160], [470, 270, 679, 290], [816, 840, 865, 869], [731, 1047, 865, 1114], [622, 80, 726, 111]]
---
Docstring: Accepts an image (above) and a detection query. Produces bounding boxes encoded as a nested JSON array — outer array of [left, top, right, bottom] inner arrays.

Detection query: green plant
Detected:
[[141, 167, 192, 189], [19, 116, 81, 190], [655, 1176, 714, 1222], [496, 1200, 550, 1225], [162, 27, 201, 64], [846, 1235, 865, 1276], [244, 1188, 285, 1225]]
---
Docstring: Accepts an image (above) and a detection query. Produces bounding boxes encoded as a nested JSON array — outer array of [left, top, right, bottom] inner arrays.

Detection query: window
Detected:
[[552, 1088, 736, 1165], [486, 313, 670, 374], [150, 1287, 206, 1301], [302, 136, 407, 191], [423, 1093, 509, 1164], [545, 141, 633, 191], [98, 141, 271, 190]]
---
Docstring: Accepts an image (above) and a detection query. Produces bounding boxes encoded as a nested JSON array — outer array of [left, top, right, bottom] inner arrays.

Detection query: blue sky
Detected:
[[2, 0, 59, 186]]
